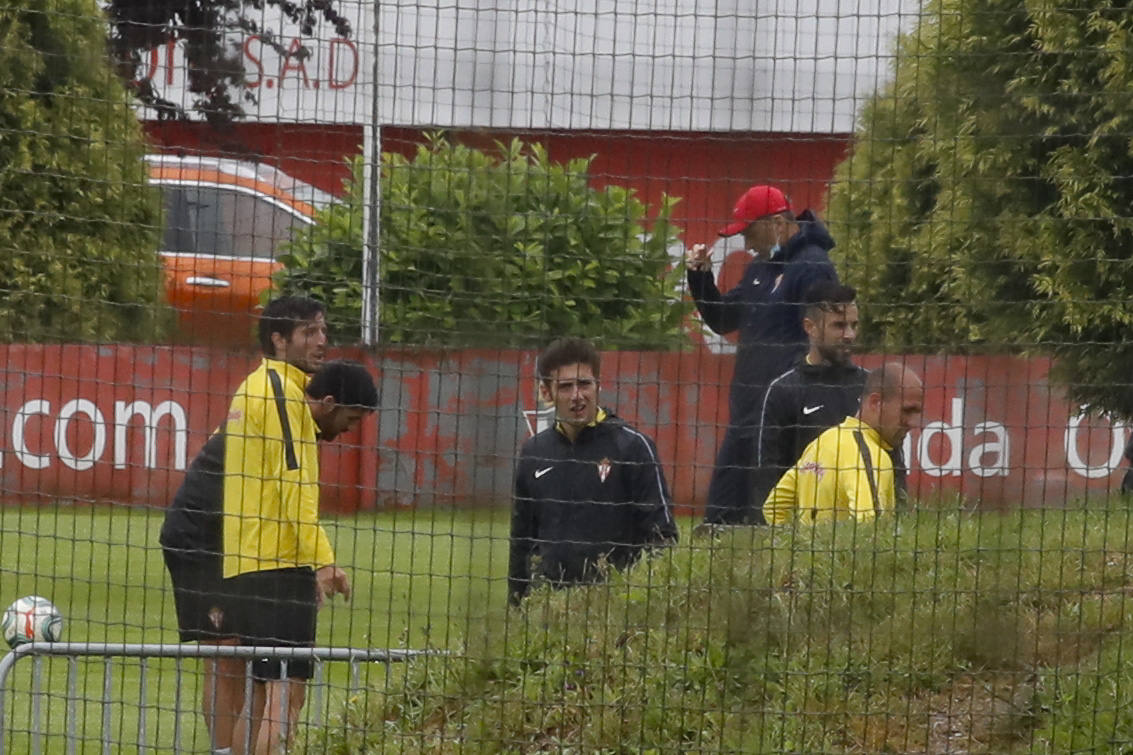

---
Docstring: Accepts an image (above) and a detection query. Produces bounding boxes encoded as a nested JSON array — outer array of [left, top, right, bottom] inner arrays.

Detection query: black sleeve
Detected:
[[687, 268, 745, 335], [508, 454, 538, 606], [627, 432, 679, 545], [751, 382, 793, 517], [159, 430, 226, 554]]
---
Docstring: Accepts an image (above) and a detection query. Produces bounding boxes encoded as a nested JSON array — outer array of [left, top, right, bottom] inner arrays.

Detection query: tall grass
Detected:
[[324, 504, 1133, 753]]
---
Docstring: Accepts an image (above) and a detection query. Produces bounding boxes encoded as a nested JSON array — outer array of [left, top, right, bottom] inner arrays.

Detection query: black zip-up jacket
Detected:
[[687, 211, 838, 422], [750, 360, 868, 518], [160, 430, 225, 557], [508, 410, 679, 604], [1122, 435, 1133, 494]]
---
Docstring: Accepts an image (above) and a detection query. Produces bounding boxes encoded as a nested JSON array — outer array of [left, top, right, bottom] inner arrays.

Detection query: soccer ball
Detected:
[[2, 596, 64, 647]]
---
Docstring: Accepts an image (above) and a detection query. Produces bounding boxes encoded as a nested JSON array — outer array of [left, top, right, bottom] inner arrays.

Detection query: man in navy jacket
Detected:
[[509, 337, 678, 605], [686, 185, 839, 524]]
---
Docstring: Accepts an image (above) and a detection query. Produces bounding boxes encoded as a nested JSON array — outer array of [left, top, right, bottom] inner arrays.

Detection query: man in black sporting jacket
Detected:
[[508, 337, 679, 605], [748, 282, 867, 523]]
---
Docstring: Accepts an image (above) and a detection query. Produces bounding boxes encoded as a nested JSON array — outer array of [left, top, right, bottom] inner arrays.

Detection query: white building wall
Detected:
[[140, 0, 920, 132]]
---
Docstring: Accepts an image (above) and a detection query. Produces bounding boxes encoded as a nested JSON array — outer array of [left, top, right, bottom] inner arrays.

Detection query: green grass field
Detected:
[[13, 503, 1133, 753], [0, 504, 516, 752]]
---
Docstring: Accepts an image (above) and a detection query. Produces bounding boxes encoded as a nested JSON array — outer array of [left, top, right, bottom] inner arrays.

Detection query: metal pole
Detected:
[[171, 657, 183, 755], [100, 657, 112, 755], [241, 661, 254, 755], [65, 657, 77, 755], [31, 656, 42, 755], [2, 643, 437, 663], [361, 2, 383, 346], [136, 658, 148, 751], [0, 644, 28, 753]]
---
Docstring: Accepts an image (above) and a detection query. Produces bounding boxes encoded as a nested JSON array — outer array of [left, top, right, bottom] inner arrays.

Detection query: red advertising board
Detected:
[[0, 345, 1126, 513]]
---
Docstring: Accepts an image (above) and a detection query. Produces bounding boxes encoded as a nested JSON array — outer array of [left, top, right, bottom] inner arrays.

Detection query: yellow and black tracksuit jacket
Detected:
[[762, 416, 895, 525], [222, 358, 335, 578], [508, 409, 679, 604]]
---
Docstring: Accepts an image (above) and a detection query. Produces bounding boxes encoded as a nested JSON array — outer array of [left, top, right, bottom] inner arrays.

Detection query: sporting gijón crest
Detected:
[[597, 457, 612, 483]]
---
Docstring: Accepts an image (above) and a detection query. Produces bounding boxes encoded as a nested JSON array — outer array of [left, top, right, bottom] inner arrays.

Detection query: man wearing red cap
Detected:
[[686, 184, 838, 525]]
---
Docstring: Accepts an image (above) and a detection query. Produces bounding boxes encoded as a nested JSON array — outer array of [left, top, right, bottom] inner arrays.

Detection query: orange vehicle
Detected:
[[147, 154, 335, 345]]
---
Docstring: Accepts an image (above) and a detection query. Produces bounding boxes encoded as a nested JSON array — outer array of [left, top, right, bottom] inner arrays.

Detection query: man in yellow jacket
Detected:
[[762, 363, 923, 524], [222, 297, 377, 755]]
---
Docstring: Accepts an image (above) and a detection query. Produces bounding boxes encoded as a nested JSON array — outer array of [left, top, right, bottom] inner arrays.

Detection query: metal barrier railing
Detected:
[[0, 642, 439, 754]]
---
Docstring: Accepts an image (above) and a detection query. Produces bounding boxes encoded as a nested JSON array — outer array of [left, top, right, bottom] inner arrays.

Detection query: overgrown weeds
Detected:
[[302, 505, 1133, 753]]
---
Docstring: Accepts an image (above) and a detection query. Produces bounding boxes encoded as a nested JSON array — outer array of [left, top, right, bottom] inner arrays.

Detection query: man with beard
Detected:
[[508, 337, 678, 605], [747, 282, 867, 523]]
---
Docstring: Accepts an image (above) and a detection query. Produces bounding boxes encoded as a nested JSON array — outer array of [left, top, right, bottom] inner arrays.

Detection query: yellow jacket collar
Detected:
[[846, 415, 891, 450], [555, 407, 607, 436], [263, 357, 311, 388]]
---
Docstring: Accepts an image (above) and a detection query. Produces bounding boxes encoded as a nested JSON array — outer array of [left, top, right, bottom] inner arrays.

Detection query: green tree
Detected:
[[0, 0, 167, 343], [827, 0, 1133, 417], [276, 136, 691, 349]]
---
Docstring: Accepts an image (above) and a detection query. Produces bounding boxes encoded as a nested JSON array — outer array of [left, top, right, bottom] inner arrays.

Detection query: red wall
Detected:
[[142, 123, 850, 245], [0, 345, 1127, 514], [144, 122, 366, 195]]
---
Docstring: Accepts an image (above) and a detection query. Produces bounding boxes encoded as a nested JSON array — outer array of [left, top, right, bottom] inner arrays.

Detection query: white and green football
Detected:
[[2, 595, 64, 647]]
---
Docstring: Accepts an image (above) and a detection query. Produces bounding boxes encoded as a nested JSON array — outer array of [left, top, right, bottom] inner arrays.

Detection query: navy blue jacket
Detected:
[[687, 211, 838, 422], [508, 410, 678, 604]]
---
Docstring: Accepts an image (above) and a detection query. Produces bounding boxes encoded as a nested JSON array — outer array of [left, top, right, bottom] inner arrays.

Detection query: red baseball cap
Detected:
[[718, 185, 791, 237]]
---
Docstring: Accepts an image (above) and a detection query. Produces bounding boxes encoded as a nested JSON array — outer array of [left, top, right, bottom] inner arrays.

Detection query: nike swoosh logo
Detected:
[[534, 467, 553, 478], [802, 405, 824, 415]]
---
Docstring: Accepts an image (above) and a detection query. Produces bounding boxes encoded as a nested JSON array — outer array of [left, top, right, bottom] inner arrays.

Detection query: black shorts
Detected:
[[163, 549, 238, 643], [227, 567, 317, 680]]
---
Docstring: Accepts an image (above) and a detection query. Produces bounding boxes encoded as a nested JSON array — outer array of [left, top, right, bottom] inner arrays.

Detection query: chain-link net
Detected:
[[2, 0, 1133, 752]]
